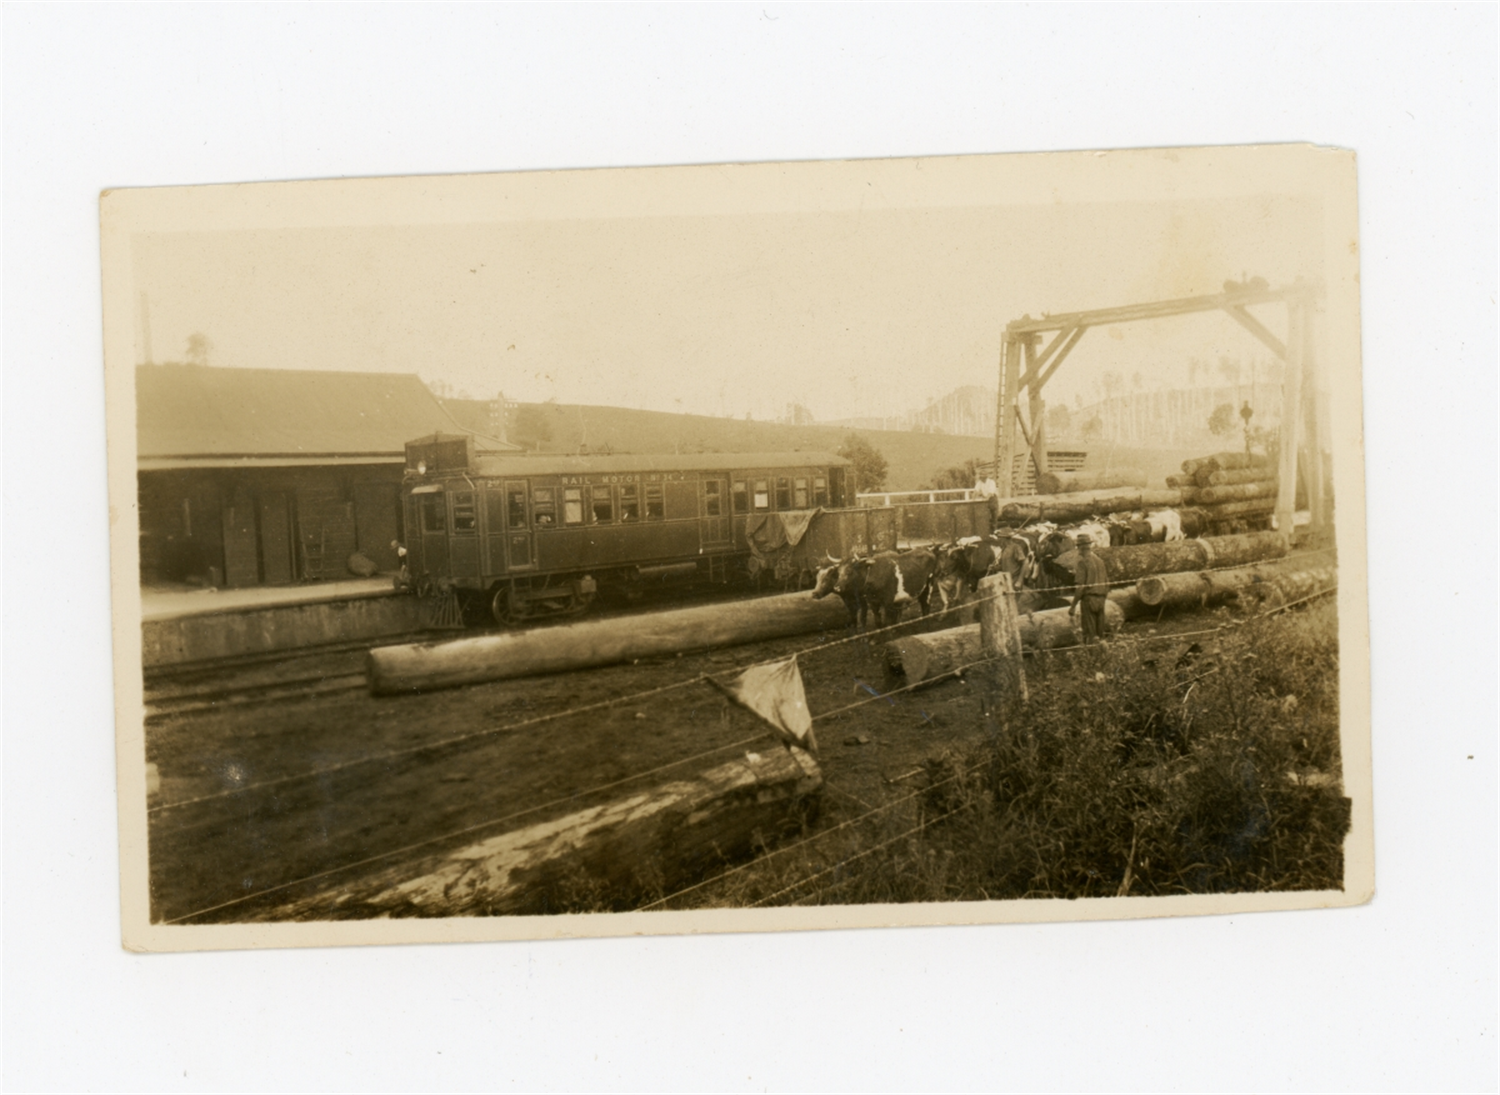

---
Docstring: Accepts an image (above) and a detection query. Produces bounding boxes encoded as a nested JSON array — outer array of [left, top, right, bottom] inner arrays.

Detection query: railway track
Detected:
[[140, 582, 806, 720], [145, 671, 368, 721]]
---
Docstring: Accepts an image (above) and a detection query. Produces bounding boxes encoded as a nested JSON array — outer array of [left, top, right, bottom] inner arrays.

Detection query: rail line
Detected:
[[145, 672, 369, 721]]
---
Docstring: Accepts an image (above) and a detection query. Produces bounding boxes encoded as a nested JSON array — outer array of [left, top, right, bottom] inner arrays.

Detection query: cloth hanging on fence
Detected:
[[720, 656, 818, 755]]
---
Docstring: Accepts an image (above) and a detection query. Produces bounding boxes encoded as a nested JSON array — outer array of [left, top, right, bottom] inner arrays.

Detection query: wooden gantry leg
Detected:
[[1275, 298, 1306, 539]]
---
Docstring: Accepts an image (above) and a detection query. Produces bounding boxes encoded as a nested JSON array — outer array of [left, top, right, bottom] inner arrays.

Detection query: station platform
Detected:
[[141, 576, 400, 622], [140, 576, 428, 670]]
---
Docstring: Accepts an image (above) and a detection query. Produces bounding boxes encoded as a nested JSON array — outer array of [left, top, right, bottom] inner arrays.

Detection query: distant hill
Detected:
[[503, 402, 998, 492], [826, 384, 997, 436]]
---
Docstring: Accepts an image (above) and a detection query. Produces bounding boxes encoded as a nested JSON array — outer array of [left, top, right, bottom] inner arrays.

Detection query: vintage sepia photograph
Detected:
[[104, 145, 1371, 950]]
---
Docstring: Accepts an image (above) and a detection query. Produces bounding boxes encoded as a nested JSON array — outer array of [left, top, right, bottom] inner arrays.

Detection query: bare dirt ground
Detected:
[[145, 587, 1253, 924]]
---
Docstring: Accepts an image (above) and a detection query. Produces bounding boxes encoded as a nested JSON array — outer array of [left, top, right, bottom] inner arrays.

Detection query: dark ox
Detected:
[[812, 555, 868, 629], [934, 534, 1034, 612], [813, 549, 937, 630], [855, 549, 937, 629]]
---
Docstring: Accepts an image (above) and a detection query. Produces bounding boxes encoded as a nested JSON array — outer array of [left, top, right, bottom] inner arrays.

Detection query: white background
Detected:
[[4, 6, 1494, 1092]]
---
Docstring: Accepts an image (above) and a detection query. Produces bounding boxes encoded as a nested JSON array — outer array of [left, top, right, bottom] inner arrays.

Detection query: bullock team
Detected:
[[811, 507, 1195, 631]]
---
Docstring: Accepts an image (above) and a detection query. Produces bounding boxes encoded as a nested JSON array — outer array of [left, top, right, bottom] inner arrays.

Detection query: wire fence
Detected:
[[152, 540, 1339, 922], [150, 545, 1336, 816]]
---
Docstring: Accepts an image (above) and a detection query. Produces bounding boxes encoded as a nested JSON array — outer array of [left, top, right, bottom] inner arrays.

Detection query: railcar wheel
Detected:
[[491, 585, 526, 628]]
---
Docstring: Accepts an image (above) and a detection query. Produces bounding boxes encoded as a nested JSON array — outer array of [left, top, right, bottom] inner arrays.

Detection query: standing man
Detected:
[[1068, 533, 1110, 644]]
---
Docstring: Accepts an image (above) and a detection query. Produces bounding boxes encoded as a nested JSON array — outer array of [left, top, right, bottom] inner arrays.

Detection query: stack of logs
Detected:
[[1165, 451, 1278, 535]]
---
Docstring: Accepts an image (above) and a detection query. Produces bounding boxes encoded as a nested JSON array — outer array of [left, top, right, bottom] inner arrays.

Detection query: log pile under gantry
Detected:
[[1169, 450, 1281, 535]]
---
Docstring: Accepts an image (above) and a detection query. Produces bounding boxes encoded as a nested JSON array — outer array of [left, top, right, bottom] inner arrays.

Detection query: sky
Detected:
[[130, 176, 1326, 424]]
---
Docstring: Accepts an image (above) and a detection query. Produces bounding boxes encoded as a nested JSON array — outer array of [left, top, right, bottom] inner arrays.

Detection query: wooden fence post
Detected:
[[976, 572, 1028, 717]]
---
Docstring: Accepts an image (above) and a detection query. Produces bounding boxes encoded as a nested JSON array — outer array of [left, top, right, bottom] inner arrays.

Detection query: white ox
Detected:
[[1145, 509, 1185, 542]]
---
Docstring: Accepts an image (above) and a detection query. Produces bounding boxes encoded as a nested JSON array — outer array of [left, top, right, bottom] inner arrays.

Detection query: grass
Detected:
[[659, 597, 1348, 909]]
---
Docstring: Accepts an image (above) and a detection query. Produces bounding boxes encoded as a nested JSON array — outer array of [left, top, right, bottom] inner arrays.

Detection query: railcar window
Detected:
[[507, 488, 527, 529], [704, 480, 723, 517], [814, 476, 829, 506], [619, 484, 640, 522], [421, 496, 445, 533], [451, 492, 477, 533], [591, 486, 613, 523], [732, 480, 748, 514], [775, 477, 791, 510], [794, 477, 809, 508], [753, 479, 770, 511], [645, 484, 665, 520], [563, 487, 585, 525], [533, 488, 556, 527]]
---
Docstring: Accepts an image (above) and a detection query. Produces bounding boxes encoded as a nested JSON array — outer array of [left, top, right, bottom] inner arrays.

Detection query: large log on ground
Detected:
[[1136, 564, 1336, 613], [1165, 474, 1198, 489], [1194, 498, 1278, 520], [1093, 531, 1288, 583], [886, 600, 1126, 682], [1181, 451, 1274, 476], [885, 625, 982, 682], [1036, 469, 1147, 494], [1182, 480, 1279, 505], [368, 592, 851, 695], [1198, 465, 1280, 487], [999, 488, 1182, 524], [252, 746, 823, 920]]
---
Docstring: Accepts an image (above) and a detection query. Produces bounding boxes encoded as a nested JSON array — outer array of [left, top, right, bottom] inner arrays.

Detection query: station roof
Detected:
[[136, 364, 520, 465], [468, 451, 849, 477]]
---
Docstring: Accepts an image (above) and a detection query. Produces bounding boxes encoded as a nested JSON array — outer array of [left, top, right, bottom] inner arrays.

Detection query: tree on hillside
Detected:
[[1046, 403, 1072, 437], [1081, 414, 1104, 442], [837, 433, 888, 493], [1208, 402, 1236, 436], [921, 458, 981, 491]]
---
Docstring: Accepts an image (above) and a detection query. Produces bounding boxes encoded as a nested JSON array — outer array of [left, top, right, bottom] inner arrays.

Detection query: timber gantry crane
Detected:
[[992, 278, 1327, 535]]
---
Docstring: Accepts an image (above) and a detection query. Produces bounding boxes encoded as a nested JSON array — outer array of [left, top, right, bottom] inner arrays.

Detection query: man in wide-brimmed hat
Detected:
[[1068, 533, 1110, 644]]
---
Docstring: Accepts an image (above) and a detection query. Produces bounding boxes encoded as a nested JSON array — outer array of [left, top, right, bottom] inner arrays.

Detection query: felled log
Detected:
[[1136, 564, 1337, 613], [1092, 531, 1288, 583], [252, 746, 823, 920], [1197, 465, 1278, 488], [999, 488, 1182, 524], [1036, 469, 1147, 495], [1181, 451, 1274, 476], [885, 626, 978, 683], [886, 601, 1126, 682], [1182, 480, 1279, 505], [368, 592, 851, 695], [1165, 474, 1198, 489], [1194, 498, 1278, 520]]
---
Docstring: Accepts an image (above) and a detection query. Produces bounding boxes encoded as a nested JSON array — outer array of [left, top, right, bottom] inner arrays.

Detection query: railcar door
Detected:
[[503, 480, 535, 570], [701, 476, 730, 546], [412, 484, 448, 577]]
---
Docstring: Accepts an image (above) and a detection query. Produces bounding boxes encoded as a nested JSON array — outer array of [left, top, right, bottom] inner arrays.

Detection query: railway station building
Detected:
[[135, 363, 519, 590]]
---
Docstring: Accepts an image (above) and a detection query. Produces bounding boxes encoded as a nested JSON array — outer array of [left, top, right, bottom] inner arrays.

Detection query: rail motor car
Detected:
[[400, 434, 852, 625]]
